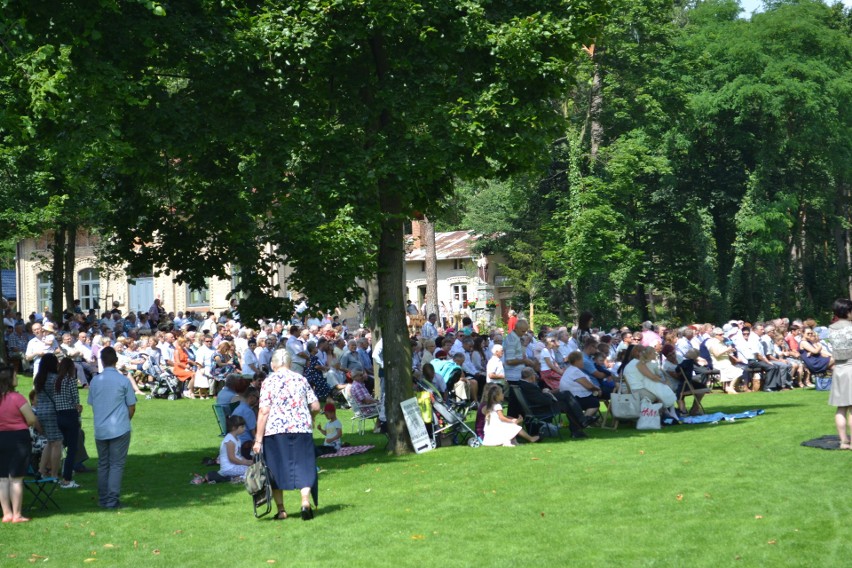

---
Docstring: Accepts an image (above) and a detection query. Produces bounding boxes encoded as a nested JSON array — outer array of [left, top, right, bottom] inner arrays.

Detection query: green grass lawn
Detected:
[[3, 376, 848, 567]]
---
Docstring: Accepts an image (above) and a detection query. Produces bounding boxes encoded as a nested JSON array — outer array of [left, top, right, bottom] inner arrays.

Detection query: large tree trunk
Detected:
[[634, 282, 649, 323], [423, 217, 439, 320], [369, 33, 413, 455], [377, 187, 414, 455], [64, 225, 77, 312], [50, 226, 66, 319]]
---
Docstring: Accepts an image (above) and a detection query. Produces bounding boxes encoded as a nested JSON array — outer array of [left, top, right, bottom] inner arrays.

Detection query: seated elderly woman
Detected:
[[798, 327, 835, 376], [622, 345, 679, 418], [559, 351, 602, 419]]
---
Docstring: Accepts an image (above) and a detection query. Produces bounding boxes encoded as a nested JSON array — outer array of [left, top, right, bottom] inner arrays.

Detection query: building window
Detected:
[[420, 261, 426, 272], [37, 272, 52, 312], [452, 259, 464, 270], [452, 284, 468, 303], [78, 268, 100, 311], [187, 279, 210, 307]]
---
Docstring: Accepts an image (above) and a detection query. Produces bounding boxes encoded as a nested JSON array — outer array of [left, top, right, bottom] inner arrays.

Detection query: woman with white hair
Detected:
[[252, 349, 320, 521]]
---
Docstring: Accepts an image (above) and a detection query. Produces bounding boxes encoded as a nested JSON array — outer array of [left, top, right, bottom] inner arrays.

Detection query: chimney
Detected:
[[411, 220, 423, 249]]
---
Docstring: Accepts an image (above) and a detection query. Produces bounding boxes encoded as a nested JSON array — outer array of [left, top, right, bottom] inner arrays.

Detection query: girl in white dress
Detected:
[[480, 384, 539, 446], [216, 415, 253, 479]]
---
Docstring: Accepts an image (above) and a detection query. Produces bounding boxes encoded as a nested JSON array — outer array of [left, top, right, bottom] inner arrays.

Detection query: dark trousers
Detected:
[[772, 361, 793, 387], [748, 360, 782, 390], [553, 391, 587, 435], [96, 431, 131, 508], [56, 410, 79, 482]]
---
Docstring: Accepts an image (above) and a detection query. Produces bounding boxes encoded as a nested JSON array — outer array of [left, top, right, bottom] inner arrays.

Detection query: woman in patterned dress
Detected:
[[252, 349, 320, 521]]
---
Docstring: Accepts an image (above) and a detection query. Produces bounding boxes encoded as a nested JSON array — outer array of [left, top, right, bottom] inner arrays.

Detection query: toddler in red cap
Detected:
[[315, 403, 343, 456]]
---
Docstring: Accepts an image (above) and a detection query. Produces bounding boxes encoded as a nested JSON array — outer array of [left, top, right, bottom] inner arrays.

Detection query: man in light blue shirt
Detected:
[[88, 347, 136, 509]]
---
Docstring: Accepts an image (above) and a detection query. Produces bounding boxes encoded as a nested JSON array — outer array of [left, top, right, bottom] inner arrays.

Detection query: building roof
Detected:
[[1, 269, 15, 299], [405, 231, 475, 262]]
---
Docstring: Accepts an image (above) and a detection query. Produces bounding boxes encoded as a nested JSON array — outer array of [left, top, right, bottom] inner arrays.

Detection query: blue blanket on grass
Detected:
[[673, 409, 765, 425]]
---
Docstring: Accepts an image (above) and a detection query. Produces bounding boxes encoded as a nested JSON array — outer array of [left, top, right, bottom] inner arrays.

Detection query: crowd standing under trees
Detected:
[[1, 1, 851, 455]]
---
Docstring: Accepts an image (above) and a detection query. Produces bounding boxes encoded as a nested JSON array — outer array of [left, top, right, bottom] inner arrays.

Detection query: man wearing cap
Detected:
[[316, 402, 343, 455]]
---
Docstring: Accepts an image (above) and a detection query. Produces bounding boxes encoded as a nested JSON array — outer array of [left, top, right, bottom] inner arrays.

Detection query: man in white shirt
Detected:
[[254, 337, 271, 371], [486, 345, 505, 384], [503, 320, 534, 384], [173, 311, 187, 329], [241, 337, 260, 377], [421, 313, 439, 341], [158, 333, 176, 366], [26, 322, 55, 376], [286, 325, 309, 375], [448, 333, 465, 357]]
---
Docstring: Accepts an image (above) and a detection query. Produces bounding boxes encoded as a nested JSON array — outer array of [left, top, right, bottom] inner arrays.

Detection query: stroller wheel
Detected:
[[468, 438, 481, 448], [167, 393, 176, 400]]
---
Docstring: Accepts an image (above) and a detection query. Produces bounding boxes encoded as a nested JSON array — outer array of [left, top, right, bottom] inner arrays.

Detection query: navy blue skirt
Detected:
[[263, 432, 317, 492]]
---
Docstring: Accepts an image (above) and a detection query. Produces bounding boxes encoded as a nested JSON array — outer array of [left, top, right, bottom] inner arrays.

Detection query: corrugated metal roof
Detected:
[[1, 269, 15, 299], [406, 230, 475, 261]]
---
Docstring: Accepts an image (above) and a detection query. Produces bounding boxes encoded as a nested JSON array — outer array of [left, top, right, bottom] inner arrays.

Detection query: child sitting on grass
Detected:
[[315, 403, 343, 456], [195, 415, 253, 484], [480, 383, 539, 446]]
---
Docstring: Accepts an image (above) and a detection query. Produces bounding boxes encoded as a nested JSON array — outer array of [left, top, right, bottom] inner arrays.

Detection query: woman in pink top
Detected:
[[0, 364, 41, 523]]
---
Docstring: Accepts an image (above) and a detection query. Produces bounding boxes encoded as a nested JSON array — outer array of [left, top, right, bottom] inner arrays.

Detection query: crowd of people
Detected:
[[3, 296, 852, 523], [408, 308, 852, 445]]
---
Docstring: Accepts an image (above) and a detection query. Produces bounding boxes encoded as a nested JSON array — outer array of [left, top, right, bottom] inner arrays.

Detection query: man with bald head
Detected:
[[502, 319, 535, 385]]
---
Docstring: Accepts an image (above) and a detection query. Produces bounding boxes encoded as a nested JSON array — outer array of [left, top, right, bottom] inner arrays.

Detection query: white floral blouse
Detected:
[[259, 368, 318, 435]]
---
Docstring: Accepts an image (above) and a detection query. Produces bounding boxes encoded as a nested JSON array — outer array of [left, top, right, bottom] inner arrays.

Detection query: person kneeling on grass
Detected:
[[200, 415, 253, 484], [480, 383, 539, 446], [315, 403, 343, 456]]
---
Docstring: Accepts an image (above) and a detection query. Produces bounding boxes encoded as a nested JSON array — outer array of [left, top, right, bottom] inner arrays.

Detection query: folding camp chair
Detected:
[[342, 385, 380, 435], [213, 404, 229, 436], [678, 367, 711, 415], [509, 385, 561, 439], [24, 466, 60, 512]]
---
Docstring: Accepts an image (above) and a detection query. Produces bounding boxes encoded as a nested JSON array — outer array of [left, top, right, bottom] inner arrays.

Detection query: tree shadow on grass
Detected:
[[27, 435, 404, 520]]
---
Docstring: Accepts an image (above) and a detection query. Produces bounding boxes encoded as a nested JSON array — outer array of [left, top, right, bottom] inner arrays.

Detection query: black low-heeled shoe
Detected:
[[300, 506, 314, 521]]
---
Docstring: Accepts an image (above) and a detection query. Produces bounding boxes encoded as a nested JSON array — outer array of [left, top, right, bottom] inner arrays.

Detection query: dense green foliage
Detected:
[[0, 0, 607, 452], [450, 0, 852, 327]]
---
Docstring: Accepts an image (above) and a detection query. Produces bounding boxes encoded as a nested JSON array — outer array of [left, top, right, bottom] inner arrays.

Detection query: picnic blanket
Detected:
[[801, 435, 846, 451], [673, 409, 765, 425], [317, 445, 374, 459]]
